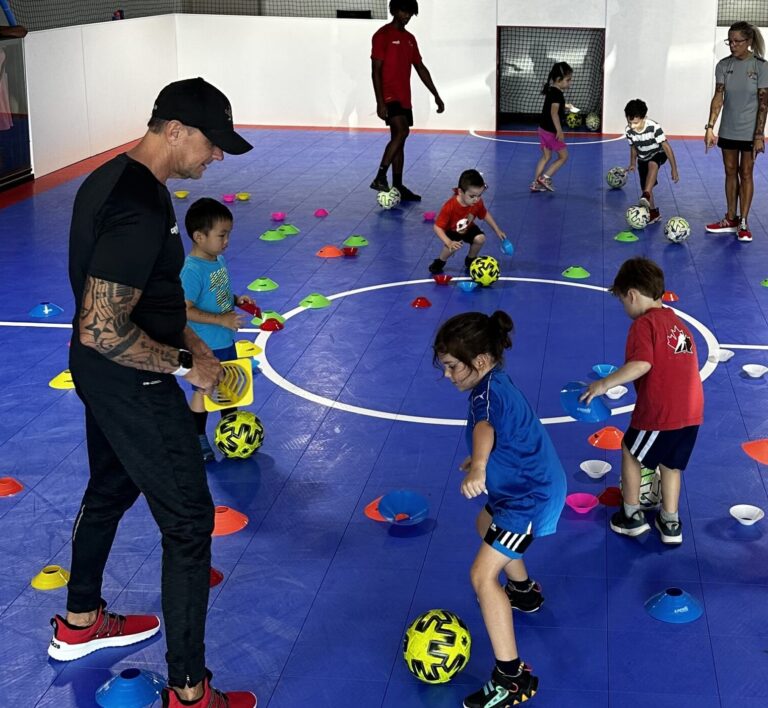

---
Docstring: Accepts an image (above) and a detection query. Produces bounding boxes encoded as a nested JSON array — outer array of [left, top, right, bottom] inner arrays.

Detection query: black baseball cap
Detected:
[[152, 77, 253, 155]]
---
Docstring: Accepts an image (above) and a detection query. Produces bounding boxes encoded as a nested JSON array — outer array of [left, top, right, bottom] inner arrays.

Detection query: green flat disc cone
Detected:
[[247, 278, 279, 292], [614, 231, 639, 242], [260, 310, 285, 324], [250, 314, 264, 326], [260, 230, 287, 242], [299, 293, 331, 309], [762, 279, 768, 288], [277, 224, 300, 235], [344, 235, 369, 247], [562, 266, 591, 279]]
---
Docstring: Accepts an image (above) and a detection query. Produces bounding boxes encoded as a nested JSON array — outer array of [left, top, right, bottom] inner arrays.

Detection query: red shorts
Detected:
[[537, 127, 566, 152]]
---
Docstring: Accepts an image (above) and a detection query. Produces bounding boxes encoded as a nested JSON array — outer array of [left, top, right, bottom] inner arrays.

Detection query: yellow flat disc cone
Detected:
[[235, 340, 263, 358], [49, 370, 75, 390], [31, 565, 70, 591], [204, 360, 254, 412]]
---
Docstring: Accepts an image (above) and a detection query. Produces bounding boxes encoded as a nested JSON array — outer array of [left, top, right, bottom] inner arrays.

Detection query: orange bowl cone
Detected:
[[662, 291, 679, 302], [588, 426, 624, 450], [742, 439, 768, 465], [212, 506, 249, 536]]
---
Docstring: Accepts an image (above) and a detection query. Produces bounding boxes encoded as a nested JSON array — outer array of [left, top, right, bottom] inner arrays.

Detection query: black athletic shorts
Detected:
[[446, 223, 483, 245], [385, 101, 414, 127], [717, 136, 754, 152], [623, 425, 699, 471], [638, 152, 668, 188]]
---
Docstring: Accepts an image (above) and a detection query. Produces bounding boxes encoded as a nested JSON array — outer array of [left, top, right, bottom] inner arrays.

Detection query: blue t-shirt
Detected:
[[180, 255, 234, 350], [465, 367, 566, 536]]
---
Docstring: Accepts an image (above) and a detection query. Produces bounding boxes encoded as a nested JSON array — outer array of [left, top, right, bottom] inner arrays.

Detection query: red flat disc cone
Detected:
[[0, 477, 23, 497], [662, 291, 679, 302], [598, 486, 623, 506], [212, 506, 249, 536], [742, 439, 768, 465], [209, 567, 224, 587], [588, 426, 624, 450], [260, 318, 284, 331], [411, 297, 432, 308]]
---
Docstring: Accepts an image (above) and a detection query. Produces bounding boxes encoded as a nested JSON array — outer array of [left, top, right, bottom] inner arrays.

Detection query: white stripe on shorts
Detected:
[[630, 429, 659, 464]]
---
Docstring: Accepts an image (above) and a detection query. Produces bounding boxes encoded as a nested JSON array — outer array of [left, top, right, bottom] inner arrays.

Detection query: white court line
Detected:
[[0, 321, 72, 329], [469, 129, 625, 146], [719, 343, 768, 350]]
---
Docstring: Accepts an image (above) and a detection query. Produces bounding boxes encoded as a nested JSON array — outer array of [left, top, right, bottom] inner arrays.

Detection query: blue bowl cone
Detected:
[[29, 301, 64, 318], [378, 489, 429, 526], [644, 587, 703, 624], [500, 239, 515, 256], [559, 381, 611, 423], [95, 668, 165, 707]]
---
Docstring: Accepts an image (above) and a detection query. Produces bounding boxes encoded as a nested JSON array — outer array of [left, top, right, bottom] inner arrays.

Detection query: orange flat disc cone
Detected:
[[662, 291, 679, 302], [0, 477, 23, 497], [209, 567, 224, 587], [364, 496, 387, 522], [212, 505, 249, 536], [742, 439, 768, 465], [316, 245, 343, 258], [598, 486, 623, 506], [588, 426, 624, 450]]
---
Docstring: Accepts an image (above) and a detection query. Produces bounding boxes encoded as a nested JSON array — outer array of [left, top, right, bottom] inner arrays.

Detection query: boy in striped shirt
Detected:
[[624, 99, 679, 224]]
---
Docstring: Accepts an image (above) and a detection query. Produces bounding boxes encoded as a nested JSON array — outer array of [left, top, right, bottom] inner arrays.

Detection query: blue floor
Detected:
[[1, 128, 768, 707]]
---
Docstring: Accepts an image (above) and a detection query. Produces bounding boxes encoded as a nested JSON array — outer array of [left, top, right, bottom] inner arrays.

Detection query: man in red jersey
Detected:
[[370, 0, 444, 201]]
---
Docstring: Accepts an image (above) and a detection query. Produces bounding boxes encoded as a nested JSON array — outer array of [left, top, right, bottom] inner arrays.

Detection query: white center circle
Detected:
[[250, 277, 719, 427]]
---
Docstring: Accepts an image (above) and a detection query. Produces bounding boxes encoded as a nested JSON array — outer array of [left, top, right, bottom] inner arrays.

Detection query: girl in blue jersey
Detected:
[[433, 310, 566, 708]]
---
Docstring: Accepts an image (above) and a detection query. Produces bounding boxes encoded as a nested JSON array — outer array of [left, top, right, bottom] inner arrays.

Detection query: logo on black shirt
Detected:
[[171, 223, 180, 236]]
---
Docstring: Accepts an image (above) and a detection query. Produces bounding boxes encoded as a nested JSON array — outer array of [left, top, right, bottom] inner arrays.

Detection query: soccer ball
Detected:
[[403, 609, 471, 684], [377, 187, 401, 209], [456, 217, 470, 232], [606, 167, 628, 189], [626, 204, 650, 229], [585, 112, 601, 131], [664, 216, 691, 243], [620, 467, 661, 508], [565, 112, 582, 129], [214, 411, 264, 459], [469, 255, 500, 286]]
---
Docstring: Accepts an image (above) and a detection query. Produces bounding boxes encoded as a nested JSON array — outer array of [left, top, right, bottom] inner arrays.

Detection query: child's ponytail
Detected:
[[541, 61, 574, 95]]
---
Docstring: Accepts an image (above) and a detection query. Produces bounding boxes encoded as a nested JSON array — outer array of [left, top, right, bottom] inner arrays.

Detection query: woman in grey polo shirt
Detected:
[[705, 21, 768, 243]]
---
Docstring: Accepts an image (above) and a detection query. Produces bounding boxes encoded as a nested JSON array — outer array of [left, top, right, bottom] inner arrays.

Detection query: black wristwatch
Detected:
[[173, 349, 193, 376]]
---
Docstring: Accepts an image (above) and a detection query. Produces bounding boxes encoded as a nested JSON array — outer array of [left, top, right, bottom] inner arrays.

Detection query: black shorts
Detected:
[[638, 152, 668, 188], [624, 425, 699, 471], [483, 504, 534, 559], [717, 136, 754, 152], [447, 223, 483, 245], [385, 101, 413, 127]]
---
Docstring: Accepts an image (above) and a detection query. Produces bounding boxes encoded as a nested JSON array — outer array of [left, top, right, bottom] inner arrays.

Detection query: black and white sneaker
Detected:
[[610, 508, 650, 537], [655, 516, 683, 545], [505, 580, 544, 613], [463, 666, 538, 708], [428, 258, 446, 275]]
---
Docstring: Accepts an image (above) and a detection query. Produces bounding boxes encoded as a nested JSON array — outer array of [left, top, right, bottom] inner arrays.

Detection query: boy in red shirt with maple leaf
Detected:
[[581, 257, 704, 545], [370, 0, 444, 201]]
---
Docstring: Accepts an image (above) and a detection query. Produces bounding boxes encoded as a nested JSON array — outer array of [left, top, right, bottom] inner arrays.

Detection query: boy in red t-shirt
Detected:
[[370, 0, 444, 201], [429, 169, 506, 275], [581, 257, 703, 545]]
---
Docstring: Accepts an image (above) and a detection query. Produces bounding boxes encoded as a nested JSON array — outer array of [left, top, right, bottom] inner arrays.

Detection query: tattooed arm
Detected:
[[754, 87, 768, 157], [79, 275, 221, 389], [705, 83, 724, 150]]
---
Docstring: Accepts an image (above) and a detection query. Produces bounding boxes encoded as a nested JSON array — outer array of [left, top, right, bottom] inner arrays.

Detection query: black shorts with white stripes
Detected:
[[624, 425, 699, 471], [483, 514, 534, 559]]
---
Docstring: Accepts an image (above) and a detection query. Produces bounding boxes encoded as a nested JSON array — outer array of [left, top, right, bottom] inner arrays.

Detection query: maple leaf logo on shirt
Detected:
[[667, 326, 692, 354]]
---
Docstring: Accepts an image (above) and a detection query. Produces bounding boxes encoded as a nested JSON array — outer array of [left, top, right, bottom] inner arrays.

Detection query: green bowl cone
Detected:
[[562, 266, 591, 279], [762, 279, 768, 288], [247, 278, 279, 292], [299, 293, 331, 309], [277, 224, 300, 235], [260, 310, 285, 324], [260, 230, 287, 242], [614, 231, 639, 243], [344, 235, 369, 247]]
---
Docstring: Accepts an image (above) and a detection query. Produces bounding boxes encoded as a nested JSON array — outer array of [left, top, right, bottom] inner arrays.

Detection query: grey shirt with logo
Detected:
[[715, 54, 768, 141]]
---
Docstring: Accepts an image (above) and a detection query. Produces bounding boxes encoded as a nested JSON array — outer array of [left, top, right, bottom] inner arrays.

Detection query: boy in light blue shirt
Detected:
[[181, 198, 255, 461]]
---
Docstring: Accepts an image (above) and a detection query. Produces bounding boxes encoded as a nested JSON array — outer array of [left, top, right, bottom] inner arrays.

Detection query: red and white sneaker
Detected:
[[162, 671, 257, 708], [48, 604, 160, 661], [705, 215, 739, 233], [737, 219, 753, 242], [647, 208, 661, 225], [529, 180, 545, 192], [536, 176, 555, 192], [638, 192, 651, 209]]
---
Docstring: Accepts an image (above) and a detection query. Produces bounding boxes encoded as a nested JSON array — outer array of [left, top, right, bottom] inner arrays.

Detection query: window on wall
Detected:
[[718, 1, 768, 26], [8, 0, 388, 32], [498, 26, 605, 129]]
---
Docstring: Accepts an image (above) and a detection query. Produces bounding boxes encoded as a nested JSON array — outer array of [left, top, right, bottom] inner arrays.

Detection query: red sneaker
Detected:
[[648, 208, 661, 224], [48, 604, 160, 661], [737, 219, 753, 242], [162, 672, 257, 708], [705, 215, 739, 233]]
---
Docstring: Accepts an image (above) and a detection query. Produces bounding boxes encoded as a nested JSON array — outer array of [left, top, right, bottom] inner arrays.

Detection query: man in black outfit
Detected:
[[49, 78, 256, 708]]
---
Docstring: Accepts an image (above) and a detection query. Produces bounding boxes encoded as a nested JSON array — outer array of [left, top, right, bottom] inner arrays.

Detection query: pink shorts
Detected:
[[537, 127, 566, 152]]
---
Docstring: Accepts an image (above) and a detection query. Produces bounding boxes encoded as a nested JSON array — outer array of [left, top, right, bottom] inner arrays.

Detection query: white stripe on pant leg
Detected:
[[629, 430, 647, 458], [511, 533, 528, 551], [637, 431, 659, 462]]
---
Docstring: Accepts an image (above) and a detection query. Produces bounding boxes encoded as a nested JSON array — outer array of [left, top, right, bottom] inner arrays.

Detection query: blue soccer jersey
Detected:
[[180, 254, 235, 351], [465, 367, 566, 535]]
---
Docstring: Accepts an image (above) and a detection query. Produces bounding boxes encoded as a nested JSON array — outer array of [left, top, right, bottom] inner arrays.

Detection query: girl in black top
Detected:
[[531, 62, 573, 193]]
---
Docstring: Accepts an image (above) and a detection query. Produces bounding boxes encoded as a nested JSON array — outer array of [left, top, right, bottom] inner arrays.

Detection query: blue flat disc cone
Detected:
[[95, 668, 165, 707], [29, 301, 63, 318], [645, 587, 703, 624], [500, 239, 515, 256], [378, 489, 429, 526], [560, 381, 611, 422]]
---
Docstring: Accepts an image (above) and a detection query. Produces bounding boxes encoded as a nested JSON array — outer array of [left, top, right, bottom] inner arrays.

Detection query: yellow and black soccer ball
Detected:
[[214, 411, 264, 459], [402, 609, 471, 684], [469, 255, 500, 286], [565, 112, 582, 129]]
